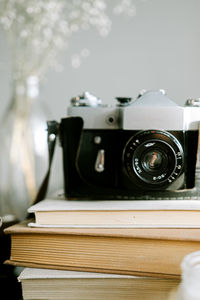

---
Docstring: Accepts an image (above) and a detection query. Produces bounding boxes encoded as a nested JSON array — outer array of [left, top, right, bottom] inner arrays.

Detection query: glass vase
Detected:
[[0, 76, 50, 221]]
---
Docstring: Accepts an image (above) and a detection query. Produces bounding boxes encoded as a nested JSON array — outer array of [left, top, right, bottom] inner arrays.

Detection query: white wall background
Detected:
[[1, 0, 200, 120]]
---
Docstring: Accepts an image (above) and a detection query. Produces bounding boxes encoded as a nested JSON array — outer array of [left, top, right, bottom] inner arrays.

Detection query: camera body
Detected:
[[59, 90, 200, 199]]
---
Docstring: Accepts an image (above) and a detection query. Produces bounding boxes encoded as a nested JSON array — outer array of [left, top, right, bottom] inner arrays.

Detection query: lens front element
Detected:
[[142, 150, 165, 171]]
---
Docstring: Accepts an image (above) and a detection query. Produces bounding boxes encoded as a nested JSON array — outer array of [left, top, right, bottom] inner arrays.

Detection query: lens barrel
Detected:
[[123, 130, 184, 189]]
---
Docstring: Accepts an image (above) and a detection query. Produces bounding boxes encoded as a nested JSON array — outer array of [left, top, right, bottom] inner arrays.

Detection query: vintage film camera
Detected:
[[57, 90, 200, 200]]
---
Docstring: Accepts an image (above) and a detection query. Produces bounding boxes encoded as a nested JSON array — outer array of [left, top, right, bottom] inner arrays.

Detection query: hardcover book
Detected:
[[28, 198, 200, 228], [18, 267, 179, 300], [5, 220, 200, 278]]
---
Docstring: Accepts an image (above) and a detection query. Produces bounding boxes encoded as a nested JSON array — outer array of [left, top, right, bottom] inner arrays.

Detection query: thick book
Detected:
[[28, 198, 200, 228], [18, 267, 179, 300], [5, 220, 200, 278]]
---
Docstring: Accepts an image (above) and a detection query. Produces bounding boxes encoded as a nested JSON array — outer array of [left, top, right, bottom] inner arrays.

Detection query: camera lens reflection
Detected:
[[143, 150, 163, 170]]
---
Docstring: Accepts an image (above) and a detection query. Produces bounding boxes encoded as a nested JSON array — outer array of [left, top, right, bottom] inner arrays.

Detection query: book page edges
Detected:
[[34, 210, 200, 227]]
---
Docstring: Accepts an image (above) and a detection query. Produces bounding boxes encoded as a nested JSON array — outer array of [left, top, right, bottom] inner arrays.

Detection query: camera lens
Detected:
[[142, 150, 164, 171], [123, 130, 184, 190]]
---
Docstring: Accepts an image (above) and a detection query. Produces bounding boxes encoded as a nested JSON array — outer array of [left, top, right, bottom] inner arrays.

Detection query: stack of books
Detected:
[[5, 193, 200, 299]]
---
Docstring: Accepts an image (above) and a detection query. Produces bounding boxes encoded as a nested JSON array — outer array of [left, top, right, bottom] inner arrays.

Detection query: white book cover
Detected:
[[18, 268, 136, 280], [28, 198, 200, 213]]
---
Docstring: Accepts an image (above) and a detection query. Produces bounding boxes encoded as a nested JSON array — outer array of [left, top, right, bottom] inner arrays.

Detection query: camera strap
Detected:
[[32, 120, 59, 205]]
